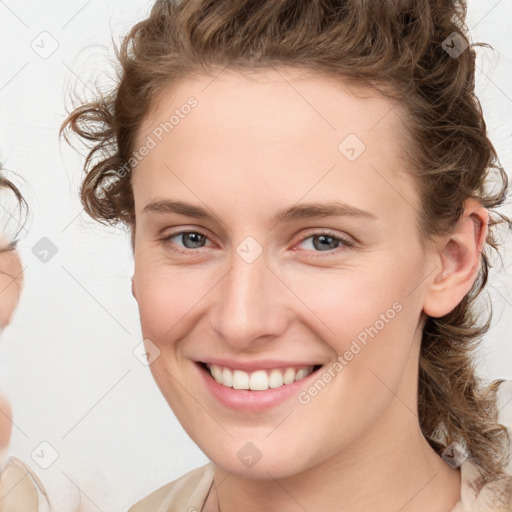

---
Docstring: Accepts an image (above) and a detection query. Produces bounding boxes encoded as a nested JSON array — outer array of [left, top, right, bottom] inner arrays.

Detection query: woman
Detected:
[[61, 0, 512, 510]]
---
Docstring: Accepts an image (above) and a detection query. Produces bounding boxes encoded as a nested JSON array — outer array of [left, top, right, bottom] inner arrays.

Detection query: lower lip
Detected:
[[196, 363, 322, 412]]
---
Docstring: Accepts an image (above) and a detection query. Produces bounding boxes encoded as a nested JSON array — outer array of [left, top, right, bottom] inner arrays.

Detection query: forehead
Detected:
[[140, 66, 405, 147], [133, 67, 419, 224]]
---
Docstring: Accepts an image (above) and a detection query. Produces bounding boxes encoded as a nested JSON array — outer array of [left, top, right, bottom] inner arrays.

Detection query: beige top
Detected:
[[0, 457, 51, 512], [126, 457, 512, 512]]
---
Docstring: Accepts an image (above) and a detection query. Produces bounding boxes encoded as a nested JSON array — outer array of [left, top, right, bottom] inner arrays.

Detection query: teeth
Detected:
[[249, 370, 268, 391], [206, 364, 316, 391], [295, 368, 309, 381], [233, 370, 249, 390], [222, 367, 233, 387], [283, 368, 296, 384], [210, 365, 222, 383], [268, 369, 283, 388]]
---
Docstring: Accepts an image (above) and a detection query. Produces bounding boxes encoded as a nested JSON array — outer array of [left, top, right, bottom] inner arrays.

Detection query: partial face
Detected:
[[0, 235, 23, 329], [131, 68, 433, 478]]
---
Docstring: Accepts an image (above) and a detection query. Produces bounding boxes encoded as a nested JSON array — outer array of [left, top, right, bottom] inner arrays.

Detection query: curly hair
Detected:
[[60, 0, 512, 483]]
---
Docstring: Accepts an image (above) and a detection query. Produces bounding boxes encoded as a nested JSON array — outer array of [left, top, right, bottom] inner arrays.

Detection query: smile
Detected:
[[204, 363, 321, 391]]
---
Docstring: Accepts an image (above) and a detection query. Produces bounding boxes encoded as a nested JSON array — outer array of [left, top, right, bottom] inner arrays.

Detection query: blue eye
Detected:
[[158, 229, 353, 256]]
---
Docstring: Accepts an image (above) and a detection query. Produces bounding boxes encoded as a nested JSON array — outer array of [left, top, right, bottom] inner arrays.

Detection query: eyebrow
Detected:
[[142, 199, 377, 224]]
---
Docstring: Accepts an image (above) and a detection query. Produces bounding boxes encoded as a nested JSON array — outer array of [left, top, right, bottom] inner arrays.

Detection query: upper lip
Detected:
[[198, 358, 324, 372]]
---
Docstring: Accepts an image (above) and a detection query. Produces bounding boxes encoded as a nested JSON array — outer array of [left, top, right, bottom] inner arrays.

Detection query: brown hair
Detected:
[[0, 165, 28, 252], [60, 0, 512, 482]]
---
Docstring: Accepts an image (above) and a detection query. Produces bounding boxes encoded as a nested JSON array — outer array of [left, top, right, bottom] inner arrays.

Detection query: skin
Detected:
[[131, 67, 488, 512], [0, 242, 23, 329], [0, 236, 23, 457]]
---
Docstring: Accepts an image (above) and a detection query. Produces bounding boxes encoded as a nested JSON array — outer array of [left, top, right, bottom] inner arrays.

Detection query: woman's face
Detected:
[[131, 68, 436, 478]]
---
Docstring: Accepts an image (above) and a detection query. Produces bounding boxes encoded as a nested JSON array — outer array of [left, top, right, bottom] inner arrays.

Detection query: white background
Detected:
[[0, 1, 510, 511]]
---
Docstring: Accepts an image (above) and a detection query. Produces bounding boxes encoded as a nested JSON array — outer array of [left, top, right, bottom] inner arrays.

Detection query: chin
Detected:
[[193, 432, 320, 481]]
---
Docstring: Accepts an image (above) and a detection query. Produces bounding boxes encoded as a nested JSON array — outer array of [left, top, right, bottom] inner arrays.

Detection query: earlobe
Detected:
[[423, 200, 489, 318]]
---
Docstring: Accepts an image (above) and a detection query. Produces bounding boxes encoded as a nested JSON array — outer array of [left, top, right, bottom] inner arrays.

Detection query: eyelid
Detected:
[[159, 226, 355, 256], [158, 227, 214, 255], [294, 227, 355, 246]]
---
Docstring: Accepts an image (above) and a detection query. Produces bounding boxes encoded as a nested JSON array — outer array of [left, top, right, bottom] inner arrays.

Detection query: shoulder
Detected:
[[0, 456, 51, 511], [127, 463, 214, 512]]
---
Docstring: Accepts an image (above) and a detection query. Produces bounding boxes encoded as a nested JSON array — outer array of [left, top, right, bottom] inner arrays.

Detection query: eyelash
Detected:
[[158, 228, 354, 257]]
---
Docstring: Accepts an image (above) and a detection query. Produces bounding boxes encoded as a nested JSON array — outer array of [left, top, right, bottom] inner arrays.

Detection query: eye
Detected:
[[158, 229, 354, 256], [294, 230, 354, 256], [158, 230, 212, 255]]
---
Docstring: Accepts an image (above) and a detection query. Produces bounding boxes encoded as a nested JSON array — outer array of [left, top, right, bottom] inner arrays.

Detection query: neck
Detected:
[[204, 331, 461, 512], [207, 412, 460, 512]]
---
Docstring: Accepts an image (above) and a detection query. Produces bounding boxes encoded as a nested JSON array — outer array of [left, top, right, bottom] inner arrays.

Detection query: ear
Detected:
[[422, 199, 489, 318]]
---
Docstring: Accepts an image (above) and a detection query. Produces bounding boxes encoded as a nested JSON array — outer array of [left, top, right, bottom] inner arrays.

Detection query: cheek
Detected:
[[0, 252, 23, 328], [133, 255, 211, 344], [291, 258, 423, 394], [0, 279, 19, 327], [287, 261, 412, 346]]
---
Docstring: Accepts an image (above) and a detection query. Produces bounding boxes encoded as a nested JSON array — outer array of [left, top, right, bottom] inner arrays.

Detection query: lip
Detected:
[[198, 358, 324, 372], [195, 361, 323, 412]]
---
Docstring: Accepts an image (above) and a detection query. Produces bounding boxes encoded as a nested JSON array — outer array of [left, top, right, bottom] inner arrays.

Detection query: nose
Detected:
[[209, 246, 289, 350]]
